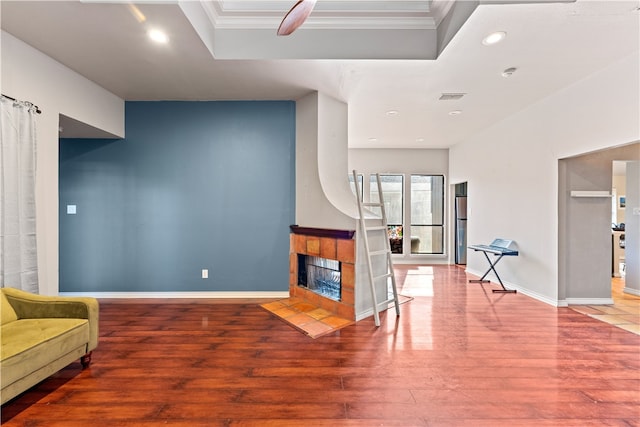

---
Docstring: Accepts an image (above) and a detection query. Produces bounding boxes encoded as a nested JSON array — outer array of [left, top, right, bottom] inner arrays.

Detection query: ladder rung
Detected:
[[374, 273, 393, 281], [362, 202, 383, 207], [369, 249, 390, 257], [365, 226, 387, 232]]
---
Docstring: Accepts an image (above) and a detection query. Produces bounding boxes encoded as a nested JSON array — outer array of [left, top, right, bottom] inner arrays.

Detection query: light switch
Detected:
[[67, 205, 77, 215], [202, 269, 208, 279]]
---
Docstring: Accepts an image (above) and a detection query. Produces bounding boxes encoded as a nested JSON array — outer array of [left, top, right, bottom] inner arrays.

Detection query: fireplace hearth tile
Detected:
[[272, 306, 298, 318], [307, 308, 332, 320], [287, 312, 318, 327], [261, 300, 287, 311], [285, 297, 305, 305], [260, 297, 354, 339], [301, 321, 334, 338], [322, 315, 353, 329], [291, 301, 317, 313]]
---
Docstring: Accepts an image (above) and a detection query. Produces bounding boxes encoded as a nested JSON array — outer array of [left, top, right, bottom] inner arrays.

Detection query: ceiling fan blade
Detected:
[[277, 0, 317, 36]]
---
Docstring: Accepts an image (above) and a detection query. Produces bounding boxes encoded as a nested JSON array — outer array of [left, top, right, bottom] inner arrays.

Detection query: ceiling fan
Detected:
[[277, 0, 317, 36]]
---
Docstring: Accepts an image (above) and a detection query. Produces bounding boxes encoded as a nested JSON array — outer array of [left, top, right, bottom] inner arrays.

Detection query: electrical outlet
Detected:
[[202, 269, 208, 279], [633, 207, 640, 216]]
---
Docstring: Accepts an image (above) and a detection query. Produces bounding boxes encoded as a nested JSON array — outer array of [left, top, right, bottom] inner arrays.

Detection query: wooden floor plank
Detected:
[[2, 265, 639, 426]]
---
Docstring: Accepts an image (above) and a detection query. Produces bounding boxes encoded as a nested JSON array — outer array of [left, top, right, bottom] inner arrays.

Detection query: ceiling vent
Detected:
[[439, 93, 466, 101]]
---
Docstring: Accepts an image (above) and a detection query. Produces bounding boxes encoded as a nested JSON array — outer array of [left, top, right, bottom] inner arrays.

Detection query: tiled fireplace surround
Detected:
[[289, 227, 356, 320]]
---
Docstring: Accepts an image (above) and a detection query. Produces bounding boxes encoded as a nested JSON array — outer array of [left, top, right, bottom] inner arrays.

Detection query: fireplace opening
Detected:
[[297, 254, 341, 301]]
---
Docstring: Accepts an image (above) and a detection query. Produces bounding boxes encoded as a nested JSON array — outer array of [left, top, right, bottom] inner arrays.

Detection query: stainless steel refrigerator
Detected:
[[455, 196, 467, 264]]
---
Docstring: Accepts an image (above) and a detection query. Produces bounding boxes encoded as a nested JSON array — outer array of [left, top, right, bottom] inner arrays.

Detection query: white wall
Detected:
[[295, 92, 354, 230], [349, 148, 448, 176], [1, 31, 124, 295], [317, 93, 362, 222], [449, 51, 640, 305]]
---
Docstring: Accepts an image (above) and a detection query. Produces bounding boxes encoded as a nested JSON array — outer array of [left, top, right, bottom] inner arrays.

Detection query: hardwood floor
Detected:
[[2, 265, 639, 426]]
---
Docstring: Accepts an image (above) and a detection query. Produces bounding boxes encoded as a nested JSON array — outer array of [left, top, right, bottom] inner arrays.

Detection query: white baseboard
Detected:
[[355, 307, 374, 322], [392, 258, 449, 265], [465, 267, 560, 307], [564, 298, 614, 305], [623, 287, 640, 297], [355, 302, 399, 322], [512, 286, 561, 307], [59, 291, 290, 299]]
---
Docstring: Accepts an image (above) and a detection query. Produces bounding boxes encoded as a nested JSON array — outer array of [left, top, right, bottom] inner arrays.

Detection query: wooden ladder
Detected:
[[352, 170, 400, 326]]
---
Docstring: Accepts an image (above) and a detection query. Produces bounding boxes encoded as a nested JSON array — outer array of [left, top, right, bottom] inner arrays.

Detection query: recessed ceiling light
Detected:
[[482, 31, 506, 46], [148, 29, 169, 44], [501, 67, 517, 77], [416, 138, 425, 143], [448, 110, 462, 116], [439, 93, 466, 101], [385, 110, 399, 117], [368, 138, 378, 143]]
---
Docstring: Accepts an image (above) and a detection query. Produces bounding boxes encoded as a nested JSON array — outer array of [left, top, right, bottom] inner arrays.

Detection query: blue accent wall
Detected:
[[59, 101, 295, 292]]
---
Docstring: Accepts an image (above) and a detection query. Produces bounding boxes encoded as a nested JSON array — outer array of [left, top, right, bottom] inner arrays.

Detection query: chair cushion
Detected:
[[1, 318, 89, 387], [1, 292, 18, 325]]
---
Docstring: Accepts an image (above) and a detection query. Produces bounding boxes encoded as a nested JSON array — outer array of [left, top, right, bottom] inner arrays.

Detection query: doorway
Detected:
[[612, 161, 626, 284], [558, 143, 639, 304]]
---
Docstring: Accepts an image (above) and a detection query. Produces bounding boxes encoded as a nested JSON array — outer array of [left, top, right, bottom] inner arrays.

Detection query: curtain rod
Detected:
[[1, 93, 42, 114]]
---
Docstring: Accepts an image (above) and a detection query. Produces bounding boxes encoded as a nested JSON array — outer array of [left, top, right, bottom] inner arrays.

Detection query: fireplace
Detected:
[[289, 226, 355, 320], [298, 255, 341, 301]]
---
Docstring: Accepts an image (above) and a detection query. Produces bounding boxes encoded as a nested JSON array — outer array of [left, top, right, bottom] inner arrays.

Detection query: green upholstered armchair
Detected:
[[1, 287, 99, 404]]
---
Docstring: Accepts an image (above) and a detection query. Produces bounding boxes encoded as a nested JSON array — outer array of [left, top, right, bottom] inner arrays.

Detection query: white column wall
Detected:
[[1, 31, 125, 295], [449, 51, 640, 305], [295, 92, 354, 229], [296, 92, 397, 320]]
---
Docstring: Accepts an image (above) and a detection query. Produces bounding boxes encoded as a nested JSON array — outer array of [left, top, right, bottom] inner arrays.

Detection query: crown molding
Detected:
[[203, 0, 438, 30], [210, 15, 437, 30], [215, 0, 431, 13]]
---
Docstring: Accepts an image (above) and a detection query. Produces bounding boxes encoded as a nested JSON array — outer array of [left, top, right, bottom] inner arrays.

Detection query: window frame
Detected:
[[370, 174, 404, 254], [409, 174, 445, 255]]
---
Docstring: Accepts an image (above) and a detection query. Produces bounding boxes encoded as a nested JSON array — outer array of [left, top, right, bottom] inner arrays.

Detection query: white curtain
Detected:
[[0, 96, 38, 293]]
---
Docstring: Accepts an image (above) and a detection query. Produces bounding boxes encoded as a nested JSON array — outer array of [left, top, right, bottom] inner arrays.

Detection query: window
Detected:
[[410, 175, 444, 254], [370, 175, 403, 253], [361, 173, 445, 257], [349, 173, 364, 200]]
